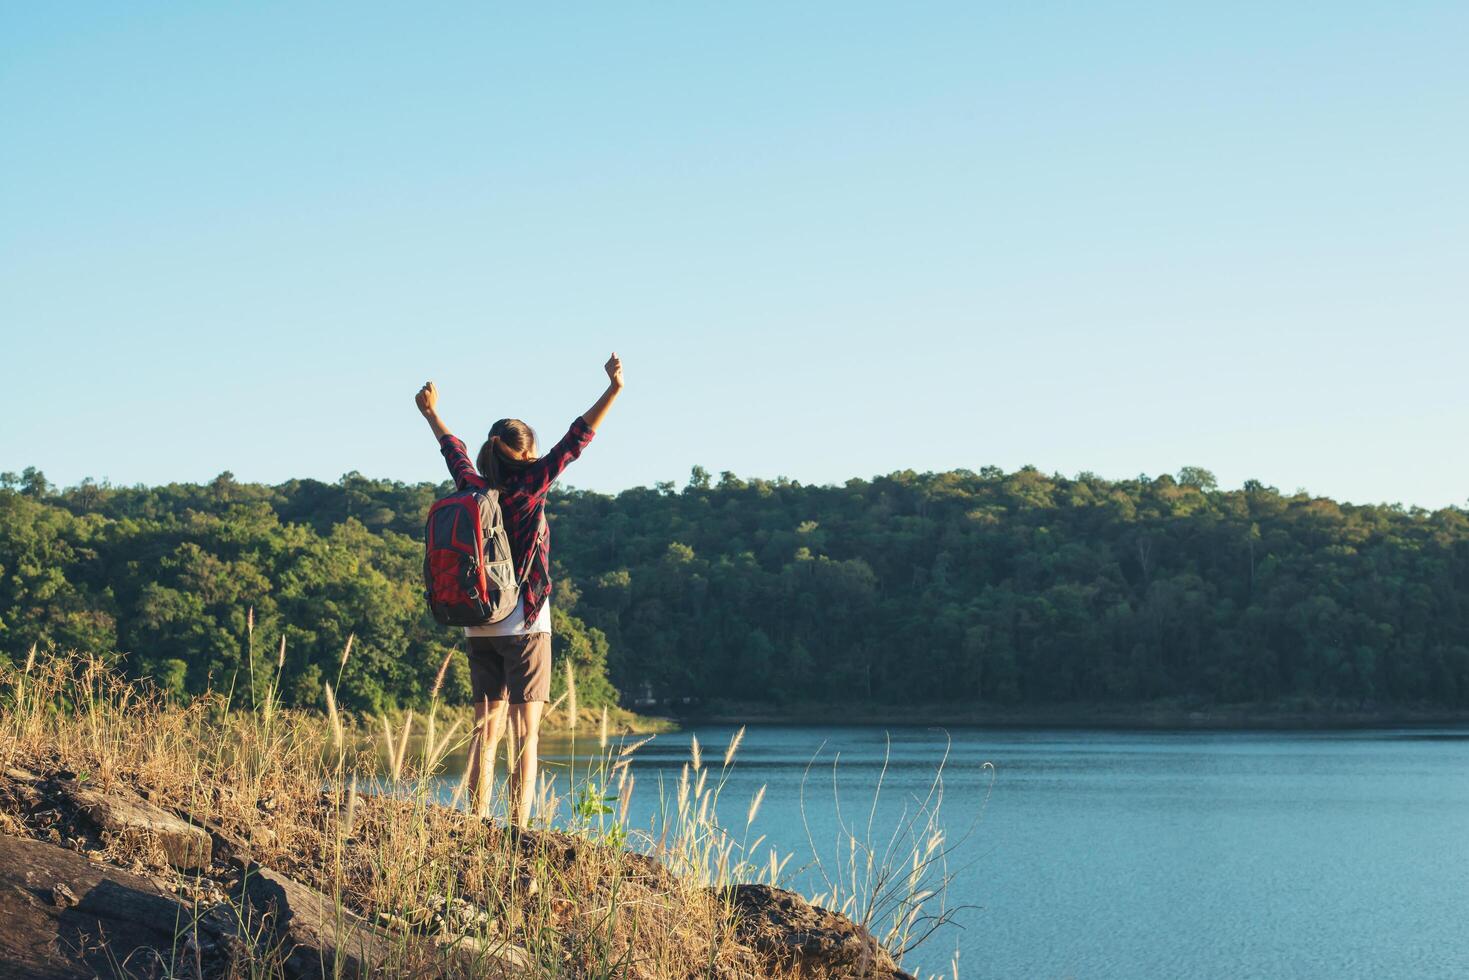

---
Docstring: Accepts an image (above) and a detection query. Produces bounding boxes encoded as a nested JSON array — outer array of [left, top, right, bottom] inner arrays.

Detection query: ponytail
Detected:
[[476, 418, 538, 489], [475, 437, 503, 490]]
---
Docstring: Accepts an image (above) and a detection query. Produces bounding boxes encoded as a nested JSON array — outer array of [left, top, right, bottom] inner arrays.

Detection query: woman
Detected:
[[415, 353, 624, 826]]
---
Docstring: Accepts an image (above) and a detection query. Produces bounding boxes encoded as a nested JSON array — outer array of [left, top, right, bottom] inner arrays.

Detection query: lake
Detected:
[[439, 725, 1469, 979]]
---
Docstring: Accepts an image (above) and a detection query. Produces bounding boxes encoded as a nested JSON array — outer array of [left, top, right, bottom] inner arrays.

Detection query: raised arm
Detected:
[[581, 353, 625, 432], [518, 355, 624, 492], [416, 381, 483, 490], [416, 381, 452, 440]]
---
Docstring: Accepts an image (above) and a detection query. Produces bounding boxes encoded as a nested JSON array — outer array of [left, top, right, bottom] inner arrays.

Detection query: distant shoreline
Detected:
[[657, 700, 1469, 731]]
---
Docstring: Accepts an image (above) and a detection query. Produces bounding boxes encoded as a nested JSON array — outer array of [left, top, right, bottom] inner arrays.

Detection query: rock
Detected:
[[722, 883, 916, 980], [441, 894, 493, 933], [48, 882, 77, 909], [157, 805, 245, 867], [435, 931, 534, 974], [0, 832, 242, 979], [59, 782, 211, 872], [234, 861, 525, 979], [234, 861, 396, 979]]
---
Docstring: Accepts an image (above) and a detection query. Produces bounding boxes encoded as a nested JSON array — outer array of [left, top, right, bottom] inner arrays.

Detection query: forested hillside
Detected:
[[3, 464, 1467, 712], [0, 468, 616, 712]]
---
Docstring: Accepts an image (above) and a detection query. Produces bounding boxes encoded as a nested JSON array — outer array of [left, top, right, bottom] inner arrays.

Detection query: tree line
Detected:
[[3, 463, 1467, 712]]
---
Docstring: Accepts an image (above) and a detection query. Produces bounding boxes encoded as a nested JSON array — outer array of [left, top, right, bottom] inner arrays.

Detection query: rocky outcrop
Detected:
[[234, 861, 400, 979], [0, 766, 918, 979], [0, 832, 244, 979], [0, 831, 527, 980], [724, 884, 916, 980], [232, 861, 528, 979], [59, 780, 212, 871]]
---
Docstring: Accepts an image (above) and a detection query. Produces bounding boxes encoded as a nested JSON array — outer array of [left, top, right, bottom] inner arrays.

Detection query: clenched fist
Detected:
[[415, 381, 438, 417]]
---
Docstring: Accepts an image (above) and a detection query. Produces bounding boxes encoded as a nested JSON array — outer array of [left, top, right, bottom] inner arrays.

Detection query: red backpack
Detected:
[[423, 488, 521, 626]]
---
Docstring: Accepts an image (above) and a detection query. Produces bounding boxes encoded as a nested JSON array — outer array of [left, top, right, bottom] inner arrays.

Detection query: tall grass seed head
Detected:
[[324, 682, 344, 751], [430, 648, 453, 700], [746, 784, 766, 826], [724, 725, 745, 768]]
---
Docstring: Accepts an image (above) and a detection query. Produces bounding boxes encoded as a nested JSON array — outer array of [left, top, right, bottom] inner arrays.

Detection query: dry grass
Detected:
[[800, 735, 988, 964], [0, 648, 957, 978], [0, 653, 778, 978]]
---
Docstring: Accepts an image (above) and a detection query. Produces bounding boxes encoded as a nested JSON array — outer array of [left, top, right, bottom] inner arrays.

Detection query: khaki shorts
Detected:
[[465, 633, 551, 705]]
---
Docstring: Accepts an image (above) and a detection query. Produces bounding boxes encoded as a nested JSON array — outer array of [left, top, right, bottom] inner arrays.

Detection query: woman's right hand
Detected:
[[415, 381, 438, 417]]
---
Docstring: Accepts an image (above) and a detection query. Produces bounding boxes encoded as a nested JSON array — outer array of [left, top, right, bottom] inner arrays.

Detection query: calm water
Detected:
[[440, 726, 1469, 979]]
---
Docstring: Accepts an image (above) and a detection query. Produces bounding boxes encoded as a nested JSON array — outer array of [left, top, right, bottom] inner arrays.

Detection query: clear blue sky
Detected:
[[3, 3, 1465, 507]]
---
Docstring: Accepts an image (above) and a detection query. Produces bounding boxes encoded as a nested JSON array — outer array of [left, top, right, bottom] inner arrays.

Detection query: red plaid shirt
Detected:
[[438, 417, 595, 625]]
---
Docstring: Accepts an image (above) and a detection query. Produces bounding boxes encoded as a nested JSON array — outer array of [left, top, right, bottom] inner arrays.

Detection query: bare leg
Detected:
[[467, 696, 506, 818], [506, 700, 544, 828]]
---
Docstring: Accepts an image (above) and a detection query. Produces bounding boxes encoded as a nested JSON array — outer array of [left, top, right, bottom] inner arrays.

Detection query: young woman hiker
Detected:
[[414, 353, 624, 826]]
